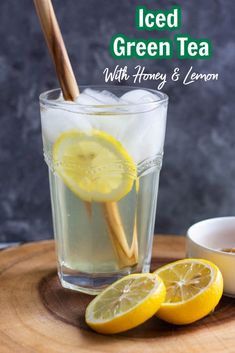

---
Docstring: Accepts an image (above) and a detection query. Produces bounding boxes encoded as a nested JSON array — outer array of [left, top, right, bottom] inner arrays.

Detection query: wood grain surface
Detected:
[[0, 235, 234, 353]]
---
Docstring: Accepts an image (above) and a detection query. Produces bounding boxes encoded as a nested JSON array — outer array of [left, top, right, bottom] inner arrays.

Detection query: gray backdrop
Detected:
[[0, 0, 235, 242]]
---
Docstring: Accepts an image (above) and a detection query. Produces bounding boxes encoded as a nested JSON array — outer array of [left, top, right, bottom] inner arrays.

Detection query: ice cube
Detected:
[[78, 88, 120, 105], [75, 92, 102, 105], [73, 89, 128, 140], [119, 102, 167, 164], [121, 89, 161, 104], [41, 107, 92, 144], [100, 90, 120, 103]]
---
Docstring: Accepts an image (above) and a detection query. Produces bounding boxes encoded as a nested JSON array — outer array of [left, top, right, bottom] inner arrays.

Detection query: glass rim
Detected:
[[39, 85, 169, 109]]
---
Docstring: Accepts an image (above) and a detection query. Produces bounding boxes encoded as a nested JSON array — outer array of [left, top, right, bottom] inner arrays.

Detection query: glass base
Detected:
[[58, 263, 151, 295]]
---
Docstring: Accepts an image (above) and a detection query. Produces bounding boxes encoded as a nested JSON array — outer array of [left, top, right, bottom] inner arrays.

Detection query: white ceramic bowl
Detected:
[[187, 217, 235, 297]]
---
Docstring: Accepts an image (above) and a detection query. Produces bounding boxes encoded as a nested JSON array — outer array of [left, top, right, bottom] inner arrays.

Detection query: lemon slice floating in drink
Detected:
[[85, 273, 166, 334], [154, 259, 223, 325], [53, 129, 137, 202]]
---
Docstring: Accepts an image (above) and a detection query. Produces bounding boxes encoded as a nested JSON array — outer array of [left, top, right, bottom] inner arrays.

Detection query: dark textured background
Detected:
[[0, 0, 235, 242]]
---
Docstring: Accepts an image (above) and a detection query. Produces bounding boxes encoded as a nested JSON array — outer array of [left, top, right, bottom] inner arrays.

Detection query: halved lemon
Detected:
[[85, 273, 166, 334], [154, 259, 223, 325], [53, 129, 137, 202]]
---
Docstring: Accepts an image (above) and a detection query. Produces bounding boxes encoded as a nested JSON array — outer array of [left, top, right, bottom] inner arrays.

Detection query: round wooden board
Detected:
[[0, 235, 234, 353]]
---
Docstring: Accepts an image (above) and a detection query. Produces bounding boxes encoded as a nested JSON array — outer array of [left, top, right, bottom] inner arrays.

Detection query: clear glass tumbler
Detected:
[[39, 86, 168, 294]]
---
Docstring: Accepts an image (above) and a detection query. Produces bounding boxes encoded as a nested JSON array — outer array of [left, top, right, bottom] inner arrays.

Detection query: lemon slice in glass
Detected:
[[85, 273, 166, 334], [53, 129, 137, 202], [154, 259, 223, 325]]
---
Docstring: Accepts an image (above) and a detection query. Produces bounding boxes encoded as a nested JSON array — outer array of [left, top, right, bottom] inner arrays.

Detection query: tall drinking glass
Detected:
[[39, 86, 168, 294]]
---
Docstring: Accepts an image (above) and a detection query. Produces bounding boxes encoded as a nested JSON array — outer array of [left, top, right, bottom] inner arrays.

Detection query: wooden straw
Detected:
[[33, 0, 138, 267], [34, 0, 79, 101], [103, 203, 138, 267]]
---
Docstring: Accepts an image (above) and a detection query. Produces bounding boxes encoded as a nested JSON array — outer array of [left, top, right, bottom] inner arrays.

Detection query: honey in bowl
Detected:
[[220, 248, 235, 254]]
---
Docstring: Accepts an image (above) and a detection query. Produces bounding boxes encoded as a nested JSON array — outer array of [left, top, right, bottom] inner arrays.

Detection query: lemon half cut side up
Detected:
[[85, 273, 166, 334], [154, 259, 223, 325]]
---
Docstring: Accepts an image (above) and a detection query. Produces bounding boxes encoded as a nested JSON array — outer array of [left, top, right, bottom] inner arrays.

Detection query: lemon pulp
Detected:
[[52, 129, 137, 202], [158, 260, 213, 302], [154, 259, 223, 325], [85, 273, 166, 334]]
